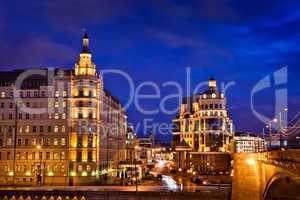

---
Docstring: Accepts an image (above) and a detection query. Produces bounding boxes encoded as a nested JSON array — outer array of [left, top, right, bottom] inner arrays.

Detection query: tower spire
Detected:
[[81, 32, 90, 53], [74, 32, 96, 76]]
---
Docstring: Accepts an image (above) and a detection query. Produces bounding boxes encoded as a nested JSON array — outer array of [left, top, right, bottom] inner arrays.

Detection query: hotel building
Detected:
[[172, 78, 234, 175], [234, 132, 266, 153], [0, 33, 127, 186]]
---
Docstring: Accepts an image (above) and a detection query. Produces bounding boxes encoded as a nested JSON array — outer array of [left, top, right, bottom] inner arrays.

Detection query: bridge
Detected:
[[232, 149, 300, 200]]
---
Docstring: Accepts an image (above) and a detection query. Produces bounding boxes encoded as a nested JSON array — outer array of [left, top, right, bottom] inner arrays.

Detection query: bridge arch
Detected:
[[263, 172, 300, 199]]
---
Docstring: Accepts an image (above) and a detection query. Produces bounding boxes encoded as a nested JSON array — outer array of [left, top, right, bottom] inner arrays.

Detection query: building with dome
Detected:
[[172, 78, 234, 175]]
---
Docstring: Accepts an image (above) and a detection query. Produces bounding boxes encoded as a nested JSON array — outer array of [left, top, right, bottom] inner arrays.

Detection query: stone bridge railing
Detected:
[[232, 149, 300, 200], [260, 149, 300, 175]]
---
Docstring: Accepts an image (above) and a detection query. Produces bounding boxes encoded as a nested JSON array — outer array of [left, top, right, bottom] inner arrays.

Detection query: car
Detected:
[[194, 178, 202, 184], [157, 174, 163, 180]]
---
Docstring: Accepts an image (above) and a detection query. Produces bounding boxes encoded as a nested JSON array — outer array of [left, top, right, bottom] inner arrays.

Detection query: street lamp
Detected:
[[268, 118, 278, 149], [279, 108, 288, 148]]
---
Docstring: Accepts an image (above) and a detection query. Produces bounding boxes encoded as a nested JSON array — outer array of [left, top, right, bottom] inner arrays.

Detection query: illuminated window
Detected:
[[55, 113, 59, 119], [7, 138, 12, 145], [61, 152, 65, 159], [62, 113, 66, 119], [54, 126, 58, 133], [55, 91, 59, 97], [61, 126, 66, 132], [55, 102, 59, 108], [25, 125, 30, 133], [53, 152, 60, 160], [61, 138, 65, 146], [1, 92, 5, 98], [54, 138, 58, 146], [63, 91, 67, 97]]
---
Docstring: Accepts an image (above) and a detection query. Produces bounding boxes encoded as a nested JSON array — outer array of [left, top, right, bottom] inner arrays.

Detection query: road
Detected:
[[150, 160, 231, 193], [0, 160, 230, 193]]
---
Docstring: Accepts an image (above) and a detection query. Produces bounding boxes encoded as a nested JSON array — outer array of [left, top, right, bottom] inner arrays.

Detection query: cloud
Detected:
[[146, 28, 205, 49], [46, 0, 135, 33], [0, 35, 76, 68]]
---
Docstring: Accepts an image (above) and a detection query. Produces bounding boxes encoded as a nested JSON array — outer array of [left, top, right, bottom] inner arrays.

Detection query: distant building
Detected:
[[234, 132, 265, 153], [172, 78, 234, 175], [0, 33, 128, 186]]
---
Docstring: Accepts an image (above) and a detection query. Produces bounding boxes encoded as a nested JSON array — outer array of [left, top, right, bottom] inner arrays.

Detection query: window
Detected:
[[18, 139, 21, 146], [32, 138, 36, 145], [53, 152, 60, 160], [1, 92, 5, 98], [0, 102, 4, 108], [16, 152, 20, 160], [40, 126, 44, 133], [46, 138, 51, 146], [55, 102, 59, 108], [86, 165, 91, 172], [55, 113, 59, 119], [9, 114, 13, 120], [19, 113, 22, 119], [7, 138, 12, 145], [62, 113, 66, 119], [26, 91, 30, 97], [61, 138, 65, 146], [46, 152, 50, 160], [61, 152, 65, 159], [25, 139, 29, 146], [9, 103, 13, 108], [47, 126, 51, 132], [7, 152, 11, 160], [0, 139, 2, 146], [63, 91, 67, 97], [25, 114, 29, 119], [61, 126, 66, 133], [54, 126, 58, 133], [34, 91, 38, 97], [55, 91, 59, 97], [54, 138, 58, 146], [41, 91, 45, 97], [33, 126, 37, 133], [25, 125, 30, 133]]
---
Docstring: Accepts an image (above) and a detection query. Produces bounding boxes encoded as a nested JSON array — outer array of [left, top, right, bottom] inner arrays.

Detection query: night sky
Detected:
[[0, 0, 300, 141]]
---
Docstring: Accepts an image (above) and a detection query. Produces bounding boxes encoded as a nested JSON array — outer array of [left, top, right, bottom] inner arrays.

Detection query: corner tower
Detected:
[[70, 33, 102, 185], [74, 33, 96, 76]]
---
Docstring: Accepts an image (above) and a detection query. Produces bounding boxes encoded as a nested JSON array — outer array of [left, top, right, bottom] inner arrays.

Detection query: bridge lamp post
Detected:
[[279, 108, 288, 149], [267, 118, 278, 150], [266, 118, 277, 160]]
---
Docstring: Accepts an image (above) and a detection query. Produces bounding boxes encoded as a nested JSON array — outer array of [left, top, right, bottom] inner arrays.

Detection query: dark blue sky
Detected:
[[0, 0, 299, 141]]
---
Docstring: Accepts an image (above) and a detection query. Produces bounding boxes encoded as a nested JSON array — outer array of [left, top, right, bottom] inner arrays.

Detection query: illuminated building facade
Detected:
[[234, 132, 266, 153], [172, 78, 234, 174], [0, 33, 128, 185]]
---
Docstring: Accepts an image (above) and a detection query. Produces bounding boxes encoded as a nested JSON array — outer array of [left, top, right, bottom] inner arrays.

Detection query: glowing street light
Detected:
[[246, 158, 256, 166]]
